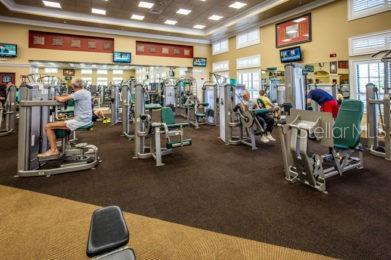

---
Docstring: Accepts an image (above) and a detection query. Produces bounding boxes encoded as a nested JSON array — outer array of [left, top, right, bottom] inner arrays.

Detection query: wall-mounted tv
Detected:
[[193, 57, 207, 67], [113, 52, 131, 63], [0, 43, 17, 58], [280, 46, 302, 63]]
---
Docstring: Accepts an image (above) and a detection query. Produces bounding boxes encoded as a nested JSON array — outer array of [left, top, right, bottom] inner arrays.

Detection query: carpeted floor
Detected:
[[0, 185, 330, 259], [0, 122, 390, 259]]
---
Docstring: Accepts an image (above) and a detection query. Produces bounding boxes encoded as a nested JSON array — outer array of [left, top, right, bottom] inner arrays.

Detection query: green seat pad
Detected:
[[166, 139, 192, 149], [161, 107, 176, 125], [55, 129, 71, 138], [77, 123, 94, 131], [145, 103, 162, 110], [333, 100, 363, 149], [200, 102, 209, 107], [167, 123, 189, 129], [195, 113, 206, 117], [254, 109, 269, 115]]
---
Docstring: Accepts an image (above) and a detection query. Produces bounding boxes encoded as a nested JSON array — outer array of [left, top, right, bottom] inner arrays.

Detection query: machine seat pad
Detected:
[[254, 109, 269, 116], [145, 103, 162, 110], [333, 100, 364, 149], [166, 139, 192, 149], [200, 102, 209, 107], [77, 123, 94, 131], [195, 112, 206, 117], [87, 206, 129, 257], [54, 129, 71, 138]]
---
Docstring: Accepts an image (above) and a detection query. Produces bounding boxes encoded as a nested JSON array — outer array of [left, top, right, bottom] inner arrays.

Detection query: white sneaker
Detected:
[[260, 135, 270, 143], [266, 132, 276, 141]]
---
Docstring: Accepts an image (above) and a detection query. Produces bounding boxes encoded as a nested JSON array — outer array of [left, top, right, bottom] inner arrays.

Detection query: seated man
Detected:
[[307, 88, 339, 118], [240, 90, 275, 143], [38, 79, 92, 158]]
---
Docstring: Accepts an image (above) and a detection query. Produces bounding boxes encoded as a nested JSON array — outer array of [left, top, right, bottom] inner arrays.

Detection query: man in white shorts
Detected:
[[38, 79, 92, 158]]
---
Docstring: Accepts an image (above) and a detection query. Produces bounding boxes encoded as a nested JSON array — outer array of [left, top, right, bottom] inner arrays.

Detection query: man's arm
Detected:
[[55, 95, 73, 103]]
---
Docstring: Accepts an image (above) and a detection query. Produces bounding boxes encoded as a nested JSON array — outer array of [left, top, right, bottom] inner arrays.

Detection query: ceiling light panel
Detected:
[[42, 1, 61, 8], [138, 1, 154, 9], [229, 1, 247, 9], [177, 9, 192, 15], [209, 15, 223, 21], [92, 8, 106, 15], [131, 14, 145, 20], [193, 24, 206, 29], [164, 20, 177, 25]]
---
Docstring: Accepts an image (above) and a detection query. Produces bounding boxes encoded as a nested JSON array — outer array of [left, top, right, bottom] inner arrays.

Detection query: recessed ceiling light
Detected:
[[209, 15, 223, 21], [92, 8, 106, 15], [138, 1, 154, 9], [164, 19, 177, 25], [131, 14, 145, 20], [42, 0, 61, 8], [229, 1, 247, 9], [193, 24, 206, 29], [177, 8, 192, 15]]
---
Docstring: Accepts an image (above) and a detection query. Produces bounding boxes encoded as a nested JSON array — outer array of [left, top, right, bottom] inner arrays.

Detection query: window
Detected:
[[354, 61, 384, 104], [44, 68, 58, 74], [212, 39, 229, 55], [212, 60, 229, 72], [236, 29, 260, 49], [82, 77, 93, 84], [113, 77, 123, 84], [236, 55, 261, 70], [113, 70, 123, 75], [237, 69, 261, 99], [348, 0, 391, 20], [97, 69, 108, 75], [349, 31, 391, 56], [81, 69, 93, 74], [97, 77, 108, 85]]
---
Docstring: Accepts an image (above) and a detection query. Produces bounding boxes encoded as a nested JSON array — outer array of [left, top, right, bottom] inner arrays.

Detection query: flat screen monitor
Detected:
[[113, 52, 131, 63], [0, 43, 17, 57], [280, 46, 302, 63], [193, 57, 207, 67]]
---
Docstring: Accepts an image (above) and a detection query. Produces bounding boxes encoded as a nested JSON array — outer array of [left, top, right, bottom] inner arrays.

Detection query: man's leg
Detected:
[[44, 121, 68, 154]]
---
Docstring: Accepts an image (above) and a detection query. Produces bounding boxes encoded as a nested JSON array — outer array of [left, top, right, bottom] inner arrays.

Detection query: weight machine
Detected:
[[0, 84, 17, 136], [121, 80, 136, 140], [17, 82, 99, 177], [366, 50, 391, 160], [111, 83, 122, 125], [202, 81, 219, 125], [133, 84, 192, 166]]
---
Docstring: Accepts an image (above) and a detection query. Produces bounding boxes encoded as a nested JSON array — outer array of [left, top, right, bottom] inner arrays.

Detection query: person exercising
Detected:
[[38, 79, 92, 158], [240, 90, 275, 143], [257, 89, 281, 120], [307, 88, 339, 118]]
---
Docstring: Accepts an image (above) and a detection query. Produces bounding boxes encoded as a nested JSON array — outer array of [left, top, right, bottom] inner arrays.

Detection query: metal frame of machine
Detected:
[[0, 84, 17, 136], [366, 50, 391, 160], [17, 81, 99, 177]]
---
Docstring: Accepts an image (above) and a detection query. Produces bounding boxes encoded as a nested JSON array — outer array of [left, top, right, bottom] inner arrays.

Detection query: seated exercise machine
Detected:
[[162, 78, 176, 108], [279, 100, 364, 193], [17, 82, 99, 177], [0, 84, 17, 137], [366, 50, 391, 160], [87, 206, 136, 260], [133, 84, 192, 166], [184, 94, 209, 129], [219, 83, 267, 150]]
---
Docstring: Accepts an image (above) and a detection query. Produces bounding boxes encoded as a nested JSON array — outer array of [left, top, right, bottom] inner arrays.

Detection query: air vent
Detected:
[[148, 0, 172, 15]]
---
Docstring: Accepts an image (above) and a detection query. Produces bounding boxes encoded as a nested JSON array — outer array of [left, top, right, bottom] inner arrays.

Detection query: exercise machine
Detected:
[[133, 84, 192, 166], [279, 100, 364, 193], [121, 80, 136, 140], [0, 84, 17, 136], [184, 93, 209, 129], [162, 78, 176, 107], [17, 82, 99, 177], [111, 83, 122, 125], [87, 206, 136, 259], [219, 84, 267, 150], [366, 50, 391, 160], [202, 81, 219, 125]]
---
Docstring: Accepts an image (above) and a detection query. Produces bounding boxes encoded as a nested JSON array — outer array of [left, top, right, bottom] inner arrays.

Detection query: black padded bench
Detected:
[[87, 206, 136, 259]]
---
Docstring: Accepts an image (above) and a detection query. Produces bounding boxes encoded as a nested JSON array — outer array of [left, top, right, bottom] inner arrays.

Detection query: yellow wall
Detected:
[[212, 0, 391, 79], [0, 22, 211, 85]]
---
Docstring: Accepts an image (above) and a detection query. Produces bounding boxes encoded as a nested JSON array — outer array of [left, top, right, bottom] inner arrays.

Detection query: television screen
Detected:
[[0, 43, 17, 57], [280, 46, 302, 63], [193, 57, 207, 67], [113, 52, 131, 63]]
